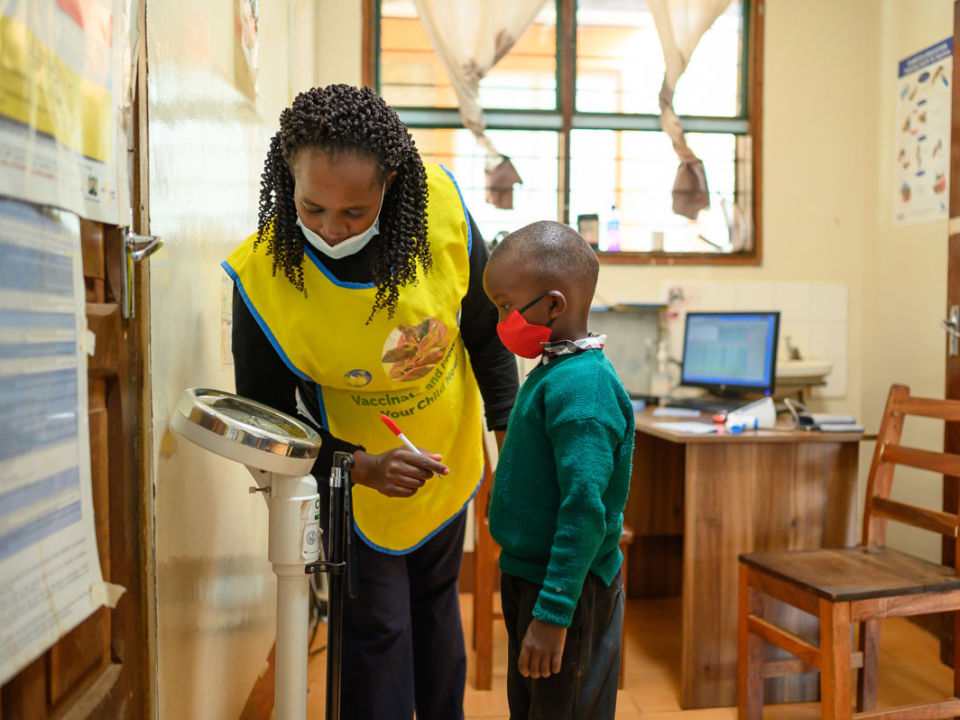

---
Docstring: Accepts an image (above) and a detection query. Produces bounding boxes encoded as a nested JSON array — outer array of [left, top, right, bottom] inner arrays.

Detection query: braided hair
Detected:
[[255, 84, 430, 319]]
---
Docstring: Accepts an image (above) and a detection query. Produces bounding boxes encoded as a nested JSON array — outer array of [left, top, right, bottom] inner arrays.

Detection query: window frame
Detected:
[[363, 0, 765, 266]]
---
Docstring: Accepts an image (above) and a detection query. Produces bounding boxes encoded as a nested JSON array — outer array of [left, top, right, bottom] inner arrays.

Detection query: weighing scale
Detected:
[[171, 388, 357, 720]]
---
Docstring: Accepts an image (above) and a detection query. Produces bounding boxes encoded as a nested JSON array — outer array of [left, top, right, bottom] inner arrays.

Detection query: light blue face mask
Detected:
[[296, 185, 386, 260]]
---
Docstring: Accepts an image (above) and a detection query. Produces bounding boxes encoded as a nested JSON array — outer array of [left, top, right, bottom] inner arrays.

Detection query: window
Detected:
[[367, 0, 763, 264]]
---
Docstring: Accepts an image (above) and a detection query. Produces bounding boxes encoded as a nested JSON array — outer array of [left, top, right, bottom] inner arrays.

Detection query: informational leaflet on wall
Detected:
[[0, 198, 107, 685], [0, 0, 136, 224], [894, 38, 952, 225]]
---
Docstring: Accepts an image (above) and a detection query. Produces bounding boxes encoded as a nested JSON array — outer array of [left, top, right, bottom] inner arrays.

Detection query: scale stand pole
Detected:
[[325, 451, 355, 720], [301, 451, 359, 720], [267, 472, 321, 720]]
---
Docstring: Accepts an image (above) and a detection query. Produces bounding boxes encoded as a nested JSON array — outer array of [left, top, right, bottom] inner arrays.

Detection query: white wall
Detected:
[[862, 0, 952, 562], [315, 0, 363, 87]]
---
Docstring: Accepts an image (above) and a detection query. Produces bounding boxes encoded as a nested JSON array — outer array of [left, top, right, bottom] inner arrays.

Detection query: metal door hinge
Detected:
[[122, 229, 162, 319]]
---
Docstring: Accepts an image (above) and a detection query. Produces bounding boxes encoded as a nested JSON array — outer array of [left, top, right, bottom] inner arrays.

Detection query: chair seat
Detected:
[[740, 545, 960, 602]]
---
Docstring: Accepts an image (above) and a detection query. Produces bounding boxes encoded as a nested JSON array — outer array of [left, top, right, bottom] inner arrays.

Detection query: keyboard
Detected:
[[663, 396, 743, 415]]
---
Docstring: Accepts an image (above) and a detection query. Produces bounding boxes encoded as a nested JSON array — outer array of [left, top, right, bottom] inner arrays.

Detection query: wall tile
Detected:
[[656, 281, 849, 400], [734, 282, 775, 310], [772, 282, 813, 322], [695, 283, 738, 310], [810, 284, 848, 321]]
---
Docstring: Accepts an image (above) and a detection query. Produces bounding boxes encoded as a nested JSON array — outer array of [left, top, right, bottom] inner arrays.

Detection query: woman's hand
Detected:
[[351, 447, 449, 497], [517, 618, 567, 679]]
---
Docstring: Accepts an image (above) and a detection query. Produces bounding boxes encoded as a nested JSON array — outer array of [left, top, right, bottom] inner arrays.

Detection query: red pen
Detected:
[[380, 414, 441, 476], [380, 413, 421, 455]]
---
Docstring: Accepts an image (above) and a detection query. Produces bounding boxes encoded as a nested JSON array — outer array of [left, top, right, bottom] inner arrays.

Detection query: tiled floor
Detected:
[[306, 594, 955, 719]]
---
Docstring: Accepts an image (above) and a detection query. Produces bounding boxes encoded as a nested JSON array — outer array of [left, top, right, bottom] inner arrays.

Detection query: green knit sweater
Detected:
[[489, 349, 634, 627]]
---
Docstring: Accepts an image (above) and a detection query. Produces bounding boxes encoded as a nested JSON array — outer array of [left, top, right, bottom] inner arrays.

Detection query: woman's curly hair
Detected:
[[255, 84, 430, 319]]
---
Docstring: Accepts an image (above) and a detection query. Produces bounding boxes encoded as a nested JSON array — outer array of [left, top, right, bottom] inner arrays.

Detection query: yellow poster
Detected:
[[0, 0, 136, 223]]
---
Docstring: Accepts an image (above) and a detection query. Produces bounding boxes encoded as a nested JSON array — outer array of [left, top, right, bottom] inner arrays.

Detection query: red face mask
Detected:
[[496, 292, 554, 358]]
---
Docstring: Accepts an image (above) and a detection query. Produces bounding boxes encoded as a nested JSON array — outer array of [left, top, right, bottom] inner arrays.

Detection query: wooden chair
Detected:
[[472, 439, 634, 690], [472, 441, 500, 691], [737, 384, 960, 720]]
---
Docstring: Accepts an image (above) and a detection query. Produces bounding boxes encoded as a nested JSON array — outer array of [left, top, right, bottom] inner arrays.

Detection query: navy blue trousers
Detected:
[[320, 483, 467, 720], [501, 570, 623, 720]]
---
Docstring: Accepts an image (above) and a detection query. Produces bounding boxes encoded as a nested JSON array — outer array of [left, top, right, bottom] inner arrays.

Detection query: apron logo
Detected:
[[381, 317, 449, 382], [343, 369, 373, 387]]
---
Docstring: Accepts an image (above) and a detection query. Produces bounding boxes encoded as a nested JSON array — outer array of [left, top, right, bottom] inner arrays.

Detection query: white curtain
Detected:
[[412, 0, 548, 208], [649, 0, 733, 220]]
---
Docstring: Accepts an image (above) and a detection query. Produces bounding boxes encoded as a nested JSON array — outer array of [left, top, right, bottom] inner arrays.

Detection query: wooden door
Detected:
[[0, 13, 151, 719], [941, 0, 960, 666]]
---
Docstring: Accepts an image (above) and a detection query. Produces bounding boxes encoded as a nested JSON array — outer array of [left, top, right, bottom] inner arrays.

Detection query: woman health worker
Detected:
[[224, 84, 518, 719]]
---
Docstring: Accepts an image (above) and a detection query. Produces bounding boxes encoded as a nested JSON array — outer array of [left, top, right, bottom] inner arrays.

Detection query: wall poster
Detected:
[[0, 198, 114, 685], [0, 0, 136, 224], [895, 38, 952, 225]]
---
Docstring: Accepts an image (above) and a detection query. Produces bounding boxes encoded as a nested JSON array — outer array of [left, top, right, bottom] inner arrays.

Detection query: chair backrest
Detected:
[[862, 385, 960, 567]]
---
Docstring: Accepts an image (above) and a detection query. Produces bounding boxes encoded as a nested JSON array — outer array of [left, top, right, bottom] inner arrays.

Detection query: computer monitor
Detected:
[[680, 311, 780, 397]]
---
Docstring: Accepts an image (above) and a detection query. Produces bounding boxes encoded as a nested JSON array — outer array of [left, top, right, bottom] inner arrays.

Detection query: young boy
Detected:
[[483, 220, 634, 719]]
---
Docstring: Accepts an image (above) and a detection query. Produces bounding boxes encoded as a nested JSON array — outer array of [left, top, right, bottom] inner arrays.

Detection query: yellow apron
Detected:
[[223, 164, 484, 553]]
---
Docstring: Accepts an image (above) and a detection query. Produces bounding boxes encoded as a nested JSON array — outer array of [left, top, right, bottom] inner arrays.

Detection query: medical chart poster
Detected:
[[0, 198, 106, 685], [0, 0, 135, 224], [894, 38, 952, 226]]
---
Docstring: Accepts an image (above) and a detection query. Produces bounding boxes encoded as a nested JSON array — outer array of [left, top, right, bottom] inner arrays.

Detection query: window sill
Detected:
[[596, 251, 761, 266]]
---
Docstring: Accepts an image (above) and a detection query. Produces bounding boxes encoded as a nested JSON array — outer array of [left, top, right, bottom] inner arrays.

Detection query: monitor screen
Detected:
[[680, 312, 780, 396]]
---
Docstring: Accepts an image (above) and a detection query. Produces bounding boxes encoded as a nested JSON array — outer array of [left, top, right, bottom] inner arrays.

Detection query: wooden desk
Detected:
[[626, 411, 861, 709]]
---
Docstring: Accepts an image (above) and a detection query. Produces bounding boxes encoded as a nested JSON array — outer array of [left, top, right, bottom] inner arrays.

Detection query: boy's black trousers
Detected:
[[501, 569, 624, 720]]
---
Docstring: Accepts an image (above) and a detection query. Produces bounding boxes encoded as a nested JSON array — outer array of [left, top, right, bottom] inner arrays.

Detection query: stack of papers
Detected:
[[815, 420, 865, 432], [799, 412, 864, 432], [784, 400, 865, 432]]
